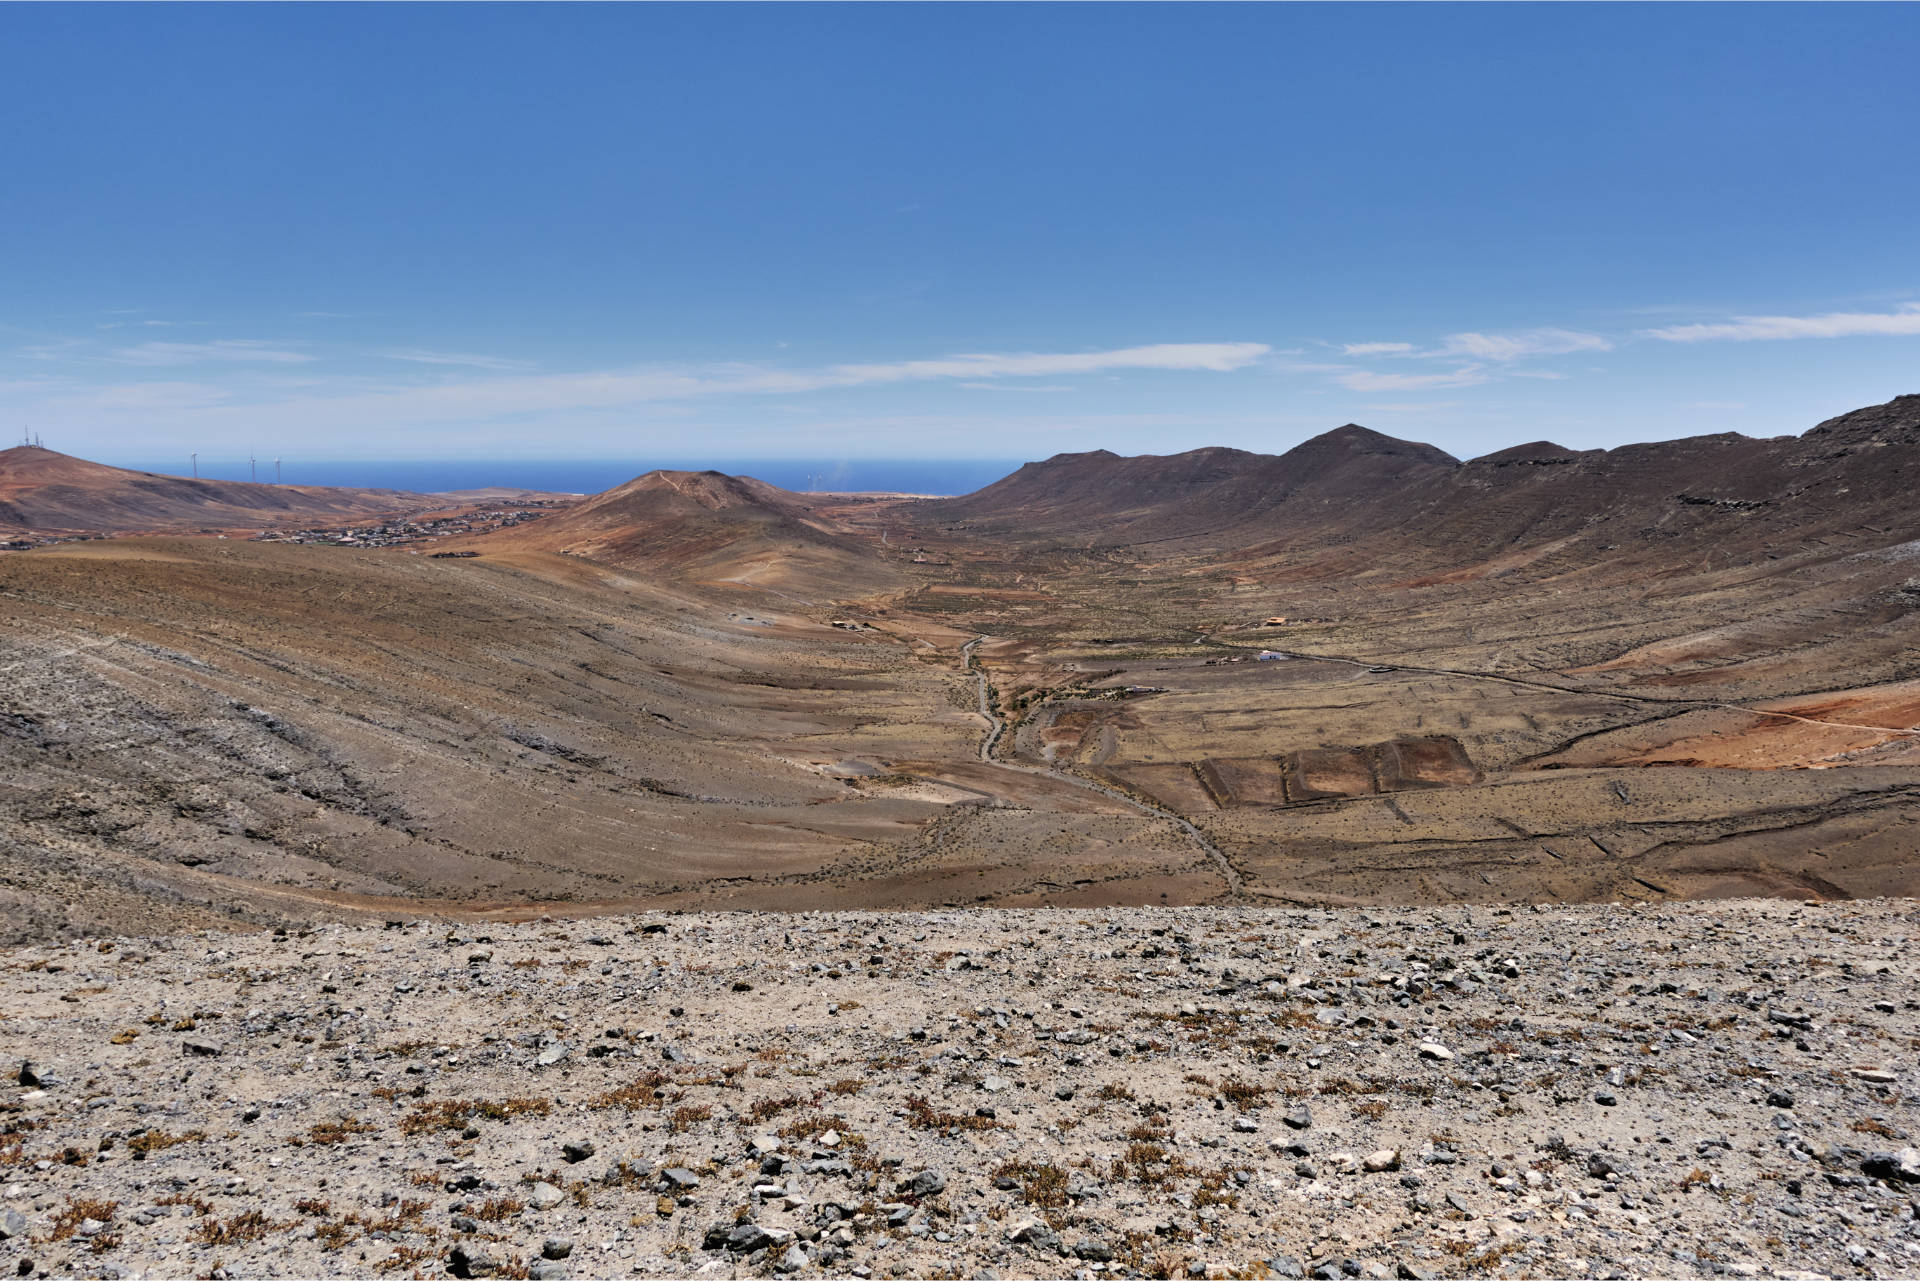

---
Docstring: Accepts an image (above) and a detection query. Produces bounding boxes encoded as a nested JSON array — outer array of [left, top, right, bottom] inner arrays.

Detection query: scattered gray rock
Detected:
[[1862, 1149, 1920, 1183], [448, 1243, 499, 1278]]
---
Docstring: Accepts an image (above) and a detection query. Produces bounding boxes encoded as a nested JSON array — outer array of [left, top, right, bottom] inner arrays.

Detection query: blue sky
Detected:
[[4, 3, 1918, 468]]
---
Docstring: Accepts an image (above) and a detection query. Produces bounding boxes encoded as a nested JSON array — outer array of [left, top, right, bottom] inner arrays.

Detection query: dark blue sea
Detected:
[[109, 457, 1026, 498]]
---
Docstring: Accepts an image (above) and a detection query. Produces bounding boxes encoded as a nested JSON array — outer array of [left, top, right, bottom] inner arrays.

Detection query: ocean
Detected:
[[109, 457, 1028, 498]]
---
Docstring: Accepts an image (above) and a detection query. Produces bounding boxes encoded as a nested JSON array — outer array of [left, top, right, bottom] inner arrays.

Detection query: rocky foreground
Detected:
[[2, 901, 1917, 1281]]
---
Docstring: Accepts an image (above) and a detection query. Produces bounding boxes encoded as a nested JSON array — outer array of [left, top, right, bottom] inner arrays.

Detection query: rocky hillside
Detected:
[[0, 447, 422, 533], [2, 901, 1916, 1279], [917, 395, 1920, 574]]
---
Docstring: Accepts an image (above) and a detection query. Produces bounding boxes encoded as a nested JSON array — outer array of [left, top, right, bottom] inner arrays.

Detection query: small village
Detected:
[[249, 502, 563, 549]]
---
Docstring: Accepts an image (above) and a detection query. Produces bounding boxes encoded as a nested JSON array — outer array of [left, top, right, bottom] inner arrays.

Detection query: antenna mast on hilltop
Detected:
[[274, 457, 282, 484], [250, 454, 256, 482]]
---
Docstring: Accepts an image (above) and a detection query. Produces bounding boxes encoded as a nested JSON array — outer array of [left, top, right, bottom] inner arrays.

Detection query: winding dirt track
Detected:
[[961, 634, 1244, 895]]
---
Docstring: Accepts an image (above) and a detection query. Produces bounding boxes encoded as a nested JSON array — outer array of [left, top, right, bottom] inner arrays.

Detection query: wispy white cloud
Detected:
[[1335, 366, 1490, 392], [1639, 303, 1920, 343], [1434, 328, 1612, 361], [1353, 401, 1464, 415], [10, 342, 1268, 439], [109, 340, 315, 367], [959, 382, 1077, 393], [45, 381, 236, 411], [16, 338, 90, 362], [826, 342, 1268, 384], [383, 348, 536, 372], [1341, 341, 1416, 357]]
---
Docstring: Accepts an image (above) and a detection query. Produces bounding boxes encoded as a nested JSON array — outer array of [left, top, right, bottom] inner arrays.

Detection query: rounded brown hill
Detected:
[[0, 445, 423, 532], [465, 468, 907, 599]]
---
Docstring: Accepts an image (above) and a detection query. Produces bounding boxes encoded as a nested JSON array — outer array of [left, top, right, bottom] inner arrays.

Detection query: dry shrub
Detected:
[[129, 1128, 206, 1156], [746, 1093, 809, 1125], [51, 1197, 118, 1242], [1218, 1079, 1267, 1112], [591, 1071, 670, 1111], [193, 1209, 285, 1247], [993, 1161, 1069, 1208], [778, 1112, 851, 1141], [400, 1096, 551, 1134], [375, 1245, 438, 1274], [904, 1095, 1004, 1134], [301, 1116, 377, 1146], [669, 1104, 712, 1132]]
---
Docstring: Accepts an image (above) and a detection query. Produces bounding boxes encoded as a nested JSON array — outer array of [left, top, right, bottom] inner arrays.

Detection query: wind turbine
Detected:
[[190, 452, 198, 478], [274, 458, 282, 484], [250, 454, 256, 482]]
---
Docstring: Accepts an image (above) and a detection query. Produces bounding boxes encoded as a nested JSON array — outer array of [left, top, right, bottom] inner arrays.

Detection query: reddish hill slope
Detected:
[[0, 446, 423, 532], [469, 469, 906, 600]]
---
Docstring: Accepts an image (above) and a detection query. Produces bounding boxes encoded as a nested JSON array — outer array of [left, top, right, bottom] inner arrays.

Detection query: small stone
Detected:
[[449, 1244, 500, 1278], [1594, 1090, 1617, 1107], [542, 1237, 574, 1260], [659, 1166, 701, 1190], [0, 1209, 24, 1241], [776, 1243, 808, 1273], [528, 1262, 568, 1281], [181, 1040, 224, 1058], [728, 1224, 773, 1253], [1861, 1148, 1920, 1183], [527, 1181, 566, 1210], [561, 1139, 595, 1163], [1363, 1149, 1401, 1173], [906, 1168, 947, 1197], [535, 1044, 570, 1067], [982, 1075, 1011, 1093], [1416, 1043, 1453, 1062], [1766, 1089, 1794, 1109], [1073, 1239, 1114, 1263], [1233, 1115, 1259, 1133], [1851, 1067, 1898, 1083], [1283, 1106, 1313, 1130]]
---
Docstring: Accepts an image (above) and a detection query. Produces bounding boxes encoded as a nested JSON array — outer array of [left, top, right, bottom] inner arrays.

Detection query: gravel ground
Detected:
[[2, 900, 1917, 1280]]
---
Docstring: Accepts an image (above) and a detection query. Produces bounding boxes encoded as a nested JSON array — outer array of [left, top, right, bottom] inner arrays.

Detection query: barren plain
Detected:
[[4, 397, 1920, 1280]]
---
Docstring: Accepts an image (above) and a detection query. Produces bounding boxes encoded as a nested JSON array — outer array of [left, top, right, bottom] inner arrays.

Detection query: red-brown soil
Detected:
[[5, 395, 1920, 939]]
